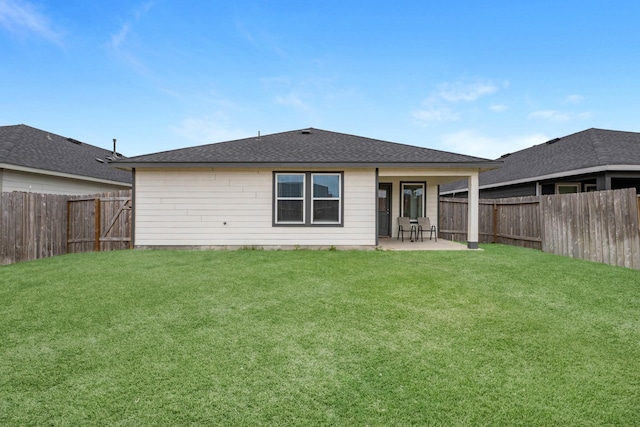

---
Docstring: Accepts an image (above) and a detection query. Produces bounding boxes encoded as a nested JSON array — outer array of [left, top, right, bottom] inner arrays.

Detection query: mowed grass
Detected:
[[1, 245, 639, 426]]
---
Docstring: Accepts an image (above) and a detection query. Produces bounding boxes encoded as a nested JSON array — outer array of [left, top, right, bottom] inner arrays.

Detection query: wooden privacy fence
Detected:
[[67, 193, 132, 254], [1, 192, 67, 265], [440, 188, 640, 269], [0, 190, 132, 265]]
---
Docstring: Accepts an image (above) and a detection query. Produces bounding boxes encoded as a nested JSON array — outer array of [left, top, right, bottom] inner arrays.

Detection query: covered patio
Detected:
[[376, 169, 484, 249]]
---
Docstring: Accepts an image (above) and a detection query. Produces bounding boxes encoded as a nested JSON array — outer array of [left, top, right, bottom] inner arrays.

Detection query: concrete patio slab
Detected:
[[376, 238, 476, 251]]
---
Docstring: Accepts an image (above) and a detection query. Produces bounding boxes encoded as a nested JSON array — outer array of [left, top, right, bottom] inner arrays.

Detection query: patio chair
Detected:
[[397, 217, 416, 242], [416, 217, 437, 242]]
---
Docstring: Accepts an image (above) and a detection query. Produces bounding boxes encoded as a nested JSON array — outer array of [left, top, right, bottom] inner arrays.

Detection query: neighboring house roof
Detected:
[[112, 127, 501, 169], [442, 128, 640, 192], [0, 124, 132, 185]]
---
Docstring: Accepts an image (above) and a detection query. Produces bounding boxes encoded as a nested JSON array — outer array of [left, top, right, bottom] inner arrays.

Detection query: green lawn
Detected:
[[1, 245, 639, 426]]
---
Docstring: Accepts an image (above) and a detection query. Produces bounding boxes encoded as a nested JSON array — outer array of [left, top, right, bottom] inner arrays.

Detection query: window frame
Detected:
[[400, 181, 426, 220], [311, 173, 342, 224], [274, 173, 306, 224], [273, 172, 344, 227]]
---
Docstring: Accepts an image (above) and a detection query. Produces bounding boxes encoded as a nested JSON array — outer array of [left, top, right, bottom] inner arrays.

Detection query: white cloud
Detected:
[[565, 94, 584, 104], [235, 20, 286, 58], [0, 0, 62, 42], [529, 110, 592, 122], [412, 78, 501, 126], [275, 91, 311, 112], [437, 80, 498, 102], [440, 130, 549, 159], [109, 3, 153, 49], [171, 115, 248, 146], [108, 3, 156, 76], [110, 23, 130, 48], [529, 110, 571, 121], [490, 104, 509, 112], [576, 111, 593, 119], [412, 107, 460, 126]]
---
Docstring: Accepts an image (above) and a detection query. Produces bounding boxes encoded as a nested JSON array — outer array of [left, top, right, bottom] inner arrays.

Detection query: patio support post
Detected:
[[467, 172, 479, 249]]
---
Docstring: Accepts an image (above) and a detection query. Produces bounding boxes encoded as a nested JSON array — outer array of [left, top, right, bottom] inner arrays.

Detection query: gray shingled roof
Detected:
[[442, 128, 640, 191], [0, 124, 132, 184], [487, 128, 640, 184], [112, 127, 499, 168]]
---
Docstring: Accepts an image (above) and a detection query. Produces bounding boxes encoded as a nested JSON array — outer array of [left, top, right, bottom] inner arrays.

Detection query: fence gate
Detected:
[[67, 196, 132, 253]]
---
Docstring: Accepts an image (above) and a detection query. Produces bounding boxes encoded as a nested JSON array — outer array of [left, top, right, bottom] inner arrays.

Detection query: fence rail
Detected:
[[1, 190, 131, 265], [440, 188, 640, 269]]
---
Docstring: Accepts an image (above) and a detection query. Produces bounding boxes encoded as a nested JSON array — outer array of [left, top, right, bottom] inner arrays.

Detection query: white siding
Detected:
[[1, 169, 130, 195], [134, 168, 377, 247]]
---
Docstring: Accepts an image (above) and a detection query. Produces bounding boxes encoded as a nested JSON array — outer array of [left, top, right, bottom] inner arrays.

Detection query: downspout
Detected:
[[131, 168, 136, 249], [437, 184, 440, 240], [375, 168, 379, 247]]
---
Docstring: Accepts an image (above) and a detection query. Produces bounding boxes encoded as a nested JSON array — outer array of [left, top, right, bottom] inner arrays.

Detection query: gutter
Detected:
[[110, 160, 503, 171]]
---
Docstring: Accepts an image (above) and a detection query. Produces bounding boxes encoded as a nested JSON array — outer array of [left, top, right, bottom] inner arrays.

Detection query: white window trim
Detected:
[[275, 173, 305, 224], [311, 173, 342, 224]]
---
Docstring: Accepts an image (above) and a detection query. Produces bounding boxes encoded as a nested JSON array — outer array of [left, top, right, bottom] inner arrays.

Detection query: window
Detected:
[[275, 174, 305, 223], [274, 172, 343, 226], [312, 174, 341, 223], [556, 183, 580, 194], [401, 182, 425, 219]]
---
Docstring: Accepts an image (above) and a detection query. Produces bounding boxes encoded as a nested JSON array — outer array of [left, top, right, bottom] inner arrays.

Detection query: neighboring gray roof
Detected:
[[442, 128, 640, 192], [112, 127, 500, 169], [0, 124, 132, 185]]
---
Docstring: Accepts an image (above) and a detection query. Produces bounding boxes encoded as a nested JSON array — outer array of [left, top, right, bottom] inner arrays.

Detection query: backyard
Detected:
[[1, 245, 639, 426]]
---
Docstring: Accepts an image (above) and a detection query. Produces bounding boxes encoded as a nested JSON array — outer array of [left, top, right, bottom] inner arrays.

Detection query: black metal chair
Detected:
[[416, 217, 437, 242], [397, 217, 416, 242]]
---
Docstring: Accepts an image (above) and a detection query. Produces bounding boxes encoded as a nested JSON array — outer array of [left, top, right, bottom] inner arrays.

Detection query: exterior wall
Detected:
[[1, 169, 129, 195], [134, 168, 377, 248], [481, 182, 538, 198]]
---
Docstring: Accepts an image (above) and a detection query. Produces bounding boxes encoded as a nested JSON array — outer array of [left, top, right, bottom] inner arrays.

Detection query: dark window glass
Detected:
[[313, 200, 339, 222], [277, 200, 303, 222]]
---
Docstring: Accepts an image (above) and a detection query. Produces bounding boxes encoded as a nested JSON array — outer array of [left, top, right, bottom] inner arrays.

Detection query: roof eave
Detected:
[[1, 163, 132, 187], [110, 160, 502, 171]]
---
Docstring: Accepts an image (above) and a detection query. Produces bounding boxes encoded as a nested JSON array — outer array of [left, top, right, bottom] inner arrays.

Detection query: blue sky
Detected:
[[1, 0, 639, 158]]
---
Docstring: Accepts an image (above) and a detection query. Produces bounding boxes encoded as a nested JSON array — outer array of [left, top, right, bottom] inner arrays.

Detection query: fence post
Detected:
[[66, 199, 71, 254], [493, 203, 498, 243], [94, 198, 101, 252]]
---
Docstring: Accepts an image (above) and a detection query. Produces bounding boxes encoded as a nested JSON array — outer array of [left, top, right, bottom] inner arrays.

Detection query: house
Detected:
[[440, 128, 640, 198], [0, 124, 132, 195], [111, 128, 500, 249]]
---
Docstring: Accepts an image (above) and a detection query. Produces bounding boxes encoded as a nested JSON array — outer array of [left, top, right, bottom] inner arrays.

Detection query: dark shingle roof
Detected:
[[487, 128, 640, 184], [112, 127, 499, 168], [442, 128, 640, 191], [0, 124, 132, 184]]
